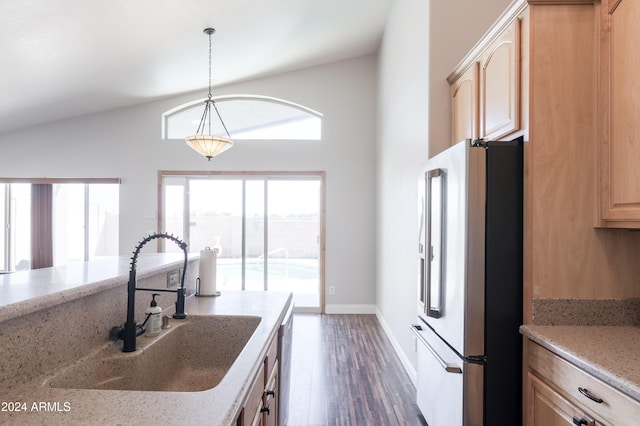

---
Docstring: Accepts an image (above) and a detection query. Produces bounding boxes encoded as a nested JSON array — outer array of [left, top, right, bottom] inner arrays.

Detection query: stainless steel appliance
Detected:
[[278, 303, 293, 426], [412, 138, 523, 425]]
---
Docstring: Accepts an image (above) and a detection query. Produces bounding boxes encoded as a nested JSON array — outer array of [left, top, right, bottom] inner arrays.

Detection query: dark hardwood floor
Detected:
[[288, 314, 427, 426]]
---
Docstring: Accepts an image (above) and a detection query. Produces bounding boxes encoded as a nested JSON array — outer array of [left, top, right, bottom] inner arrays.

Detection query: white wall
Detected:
[[376, 0, 512, 376], [376, 0, 430, 378], [0, 55, 378, 309]]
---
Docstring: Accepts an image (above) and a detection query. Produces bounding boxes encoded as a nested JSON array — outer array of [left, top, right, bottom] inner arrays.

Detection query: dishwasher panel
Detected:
[[278, 303, 293, 426]]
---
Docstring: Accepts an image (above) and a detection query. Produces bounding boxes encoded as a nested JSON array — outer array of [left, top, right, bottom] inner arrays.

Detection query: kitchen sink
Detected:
[[45, 315, 261, 392]]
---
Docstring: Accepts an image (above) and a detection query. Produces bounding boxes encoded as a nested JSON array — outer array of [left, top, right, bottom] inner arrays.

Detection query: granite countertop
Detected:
[[520, 325, 640, 402], [0, 254, 198, 323], [2, 290, 292, 426]]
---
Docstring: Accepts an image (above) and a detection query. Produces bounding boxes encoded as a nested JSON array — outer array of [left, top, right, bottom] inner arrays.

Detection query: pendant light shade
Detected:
[[185, 28, 234, 161], [185, 134, 233, 160]]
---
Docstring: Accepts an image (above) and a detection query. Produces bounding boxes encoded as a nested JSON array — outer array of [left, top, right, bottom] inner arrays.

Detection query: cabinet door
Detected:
[[528, 372, 595, 426], [264, 360, 279, 426], [244, 363, 266, 426], [599, 0, 640, 225], [451, 63, 478, 145], [250, 404, 264, 426], [480, 19, 520, 141]]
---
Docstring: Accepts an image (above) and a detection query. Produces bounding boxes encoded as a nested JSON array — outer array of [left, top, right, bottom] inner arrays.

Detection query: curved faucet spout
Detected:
[[119, 232, 189, 352]]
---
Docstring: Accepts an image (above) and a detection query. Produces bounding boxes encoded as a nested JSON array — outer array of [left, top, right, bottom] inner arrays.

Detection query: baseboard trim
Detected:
[[293, 306, 321, 314], [375, 307, 417, 386], [324, 304, 377, 314]]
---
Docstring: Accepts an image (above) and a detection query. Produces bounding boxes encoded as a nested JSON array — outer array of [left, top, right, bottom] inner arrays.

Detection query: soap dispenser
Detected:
[[145, 293, 162, 337]]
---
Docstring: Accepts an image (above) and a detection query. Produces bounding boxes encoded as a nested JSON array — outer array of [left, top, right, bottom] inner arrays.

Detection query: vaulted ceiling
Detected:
[[0, 0, 393, 134]]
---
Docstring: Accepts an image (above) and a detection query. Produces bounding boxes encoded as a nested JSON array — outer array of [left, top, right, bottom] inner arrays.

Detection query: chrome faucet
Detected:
[[111, 232, 189, 352]]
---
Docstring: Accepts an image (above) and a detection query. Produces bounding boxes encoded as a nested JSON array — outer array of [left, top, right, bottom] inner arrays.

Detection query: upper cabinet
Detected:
[[448, 19, 521, 146], [450, 63, 478, 145], [598, 0, 640, 227], [479, 19, 521, 141]]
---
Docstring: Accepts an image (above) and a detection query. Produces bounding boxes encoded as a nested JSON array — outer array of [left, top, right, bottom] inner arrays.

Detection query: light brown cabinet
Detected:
[[244, 362, 266, 426], [479, 19, 520, 141], [237, 334, 280, 426], [529, 372, 594, 426], [263, 336, 279, 426], [450, 63, 478, 145], [526, 340, 640, 426], [598, 0, 640, 227], [264, 360, 279, 426], [448, 19, 520, 146]]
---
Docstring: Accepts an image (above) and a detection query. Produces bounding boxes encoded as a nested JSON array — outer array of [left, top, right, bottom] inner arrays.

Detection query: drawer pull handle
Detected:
[[578, 387, 603, 404], [572, 417, 588, 425]]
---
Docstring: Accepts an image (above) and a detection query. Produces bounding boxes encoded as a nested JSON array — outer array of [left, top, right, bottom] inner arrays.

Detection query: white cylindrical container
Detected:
[[197, 246, 220, 296]]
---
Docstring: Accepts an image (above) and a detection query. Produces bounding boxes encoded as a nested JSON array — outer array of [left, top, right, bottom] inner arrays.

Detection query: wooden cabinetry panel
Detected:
[[449, 18, 520, 145], [528, 341, 640, 426], [264, 360, 279, 426], [599, 0, 640, 225], [529, 372, 594, 426], [242, 335, 280, 426], [451, 63, 478, 145], [480, 19, 520, 140], [244, 363, 266, 426]]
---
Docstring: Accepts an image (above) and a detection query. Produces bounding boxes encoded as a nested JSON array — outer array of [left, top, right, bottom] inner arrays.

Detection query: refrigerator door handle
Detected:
[[425, 168, 446, 318], [411, 325, 462, 374]]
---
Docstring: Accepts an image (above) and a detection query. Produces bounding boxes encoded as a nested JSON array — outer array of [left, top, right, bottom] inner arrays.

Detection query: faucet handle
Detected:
[[173, 287, 187, 320]]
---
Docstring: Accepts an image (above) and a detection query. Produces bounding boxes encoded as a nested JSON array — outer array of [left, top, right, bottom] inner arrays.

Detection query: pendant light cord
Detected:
[[208, 29, 213, 102], [205, 28, 231, 139]]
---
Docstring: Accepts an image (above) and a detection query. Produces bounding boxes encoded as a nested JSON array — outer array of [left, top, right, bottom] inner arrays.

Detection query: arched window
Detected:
[[162, 95, 322, 140]]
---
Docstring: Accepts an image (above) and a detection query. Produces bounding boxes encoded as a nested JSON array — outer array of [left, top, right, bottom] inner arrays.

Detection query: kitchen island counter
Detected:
[[0, 254, 197, 323], [2, 290, 291, 426], [0, 255, 292, 426]]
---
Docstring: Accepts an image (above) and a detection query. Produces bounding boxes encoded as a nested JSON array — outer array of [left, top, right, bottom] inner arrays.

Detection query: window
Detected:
[[162, 95, 322, 141], [0, 179, 119, 271], [52, 183, 119, 265], [0, 184, 31, 271]]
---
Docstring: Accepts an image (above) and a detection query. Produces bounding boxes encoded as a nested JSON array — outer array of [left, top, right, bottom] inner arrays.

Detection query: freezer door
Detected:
[[413, 324, 484, 426], [414, 324, 463, 426]]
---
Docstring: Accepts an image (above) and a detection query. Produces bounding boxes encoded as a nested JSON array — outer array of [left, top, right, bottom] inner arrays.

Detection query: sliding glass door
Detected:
[[266, 179, 321, 309], [161, 173, 323, 311]]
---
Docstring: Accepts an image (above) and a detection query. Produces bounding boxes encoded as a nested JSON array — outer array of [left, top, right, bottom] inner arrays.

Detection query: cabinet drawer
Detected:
[[528, 342, 640, 425], [265, 334, 278, 376], [529, 371, 595, 426]]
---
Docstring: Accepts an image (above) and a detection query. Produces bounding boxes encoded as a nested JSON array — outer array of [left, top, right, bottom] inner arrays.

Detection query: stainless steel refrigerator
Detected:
[[412, 138, 523, 426]]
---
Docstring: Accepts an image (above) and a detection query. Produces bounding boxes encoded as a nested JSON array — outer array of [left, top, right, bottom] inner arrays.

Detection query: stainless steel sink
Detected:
[[45, 315, 261, 392]]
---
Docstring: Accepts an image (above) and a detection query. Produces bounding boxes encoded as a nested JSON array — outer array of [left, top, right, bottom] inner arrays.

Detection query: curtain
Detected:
[[31, 184, 53, 269]]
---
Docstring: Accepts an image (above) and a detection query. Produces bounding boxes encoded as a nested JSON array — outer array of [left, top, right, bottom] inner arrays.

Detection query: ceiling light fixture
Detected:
[[185, 28, 234, 161]]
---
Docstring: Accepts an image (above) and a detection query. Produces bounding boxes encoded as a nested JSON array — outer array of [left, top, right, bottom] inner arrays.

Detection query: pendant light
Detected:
[[185, 28, 234, 161]]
